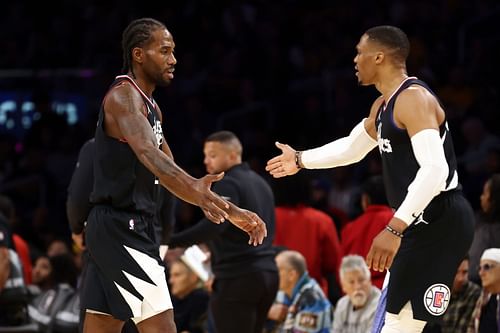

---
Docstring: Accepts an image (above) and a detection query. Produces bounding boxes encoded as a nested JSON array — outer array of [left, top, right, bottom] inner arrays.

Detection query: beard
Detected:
[[351, 290, 368, 308]]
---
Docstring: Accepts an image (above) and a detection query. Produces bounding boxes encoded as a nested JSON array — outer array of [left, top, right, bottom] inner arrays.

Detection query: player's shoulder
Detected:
[[398, 84, 434, 103]]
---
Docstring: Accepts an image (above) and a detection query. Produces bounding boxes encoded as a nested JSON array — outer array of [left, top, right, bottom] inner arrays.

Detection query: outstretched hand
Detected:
[[366, 229, 401, 272], [197, 172, 230, 224], [265, 142, 301, 178], [228, 209, 267, 246]]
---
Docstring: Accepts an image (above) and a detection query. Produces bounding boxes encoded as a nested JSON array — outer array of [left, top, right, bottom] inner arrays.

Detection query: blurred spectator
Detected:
[[459, 117, 500, 208], [169, 258, 209, 333], [28, 254, 79, 333], [332, 255, 380, 333], [0, 194, 33, 285], [267, 250, 333, 333], [30, 254, 52, 294], [272, 172, 342, 303], [327, 167, 359, 222], [340, 175, 393, 289], [469, 174, 500, 285], [0, 213, 33, 328], [46, 239, 71, 257], [467, 248, 500, 333]]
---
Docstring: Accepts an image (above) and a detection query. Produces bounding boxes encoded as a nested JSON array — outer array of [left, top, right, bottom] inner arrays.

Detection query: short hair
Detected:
[[121, 18, 166, 74], [279, 250, 307, 276], [339, 255, 371, 281], [205, 130, 243, 156], [364, 25, 410, 63], [361, 175, 388, 206]]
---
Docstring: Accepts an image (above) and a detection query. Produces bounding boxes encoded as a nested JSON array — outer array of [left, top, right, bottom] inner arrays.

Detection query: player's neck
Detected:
[[127, 72, 155, 98], [377, 72, 409, 102]]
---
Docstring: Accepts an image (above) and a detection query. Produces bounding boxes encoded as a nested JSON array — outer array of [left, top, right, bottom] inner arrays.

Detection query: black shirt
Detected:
[[169, 163, 278, 278]]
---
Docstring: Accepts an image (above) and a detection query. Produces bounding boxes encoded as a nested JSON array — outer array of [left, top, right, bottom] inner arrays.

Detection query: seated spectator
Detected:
[[468, 174, 500, 285], [168, 258, 209, 333], [468, 248, 500, 332], [267, 250, 333, 333], [30, 254, 52, 295], [423, 255, 481, 333], [332, 254, 380, 333], [28, 253, 79, 333], [0, 194, 33, 285], [340, 175, 393, 289], [46, 239, 72, 257], [0, 213, 32, 328]]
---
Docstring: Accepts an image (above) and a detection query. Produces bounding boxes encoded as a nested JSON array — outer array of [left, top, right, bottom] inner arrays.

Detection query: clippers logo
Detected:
[[424, 284, 450, 316]]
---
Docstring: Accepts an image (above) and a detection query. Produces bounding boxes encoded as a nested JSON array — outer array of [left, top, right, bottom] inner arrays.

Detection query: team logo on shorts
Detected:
[[423, 283, 450, 316]]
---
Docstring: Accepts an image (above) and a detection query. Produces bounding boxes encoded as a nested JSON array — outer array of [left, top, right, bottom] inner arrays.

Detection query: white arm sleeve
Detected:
[[301, 118, 378, 169], [394, 129, 449, 225]]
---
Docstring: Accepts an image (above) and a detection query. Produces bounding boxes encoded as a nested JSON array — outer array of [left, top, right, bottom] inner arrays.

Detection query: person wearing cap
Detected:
[[168, 258, 209, 333], [467, 248, 500, 333]]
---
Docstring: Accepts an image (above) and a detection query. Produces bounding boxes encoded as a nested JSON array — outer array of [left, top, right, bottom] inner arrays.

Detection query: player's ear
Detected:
[[132, 47, 144, 64], [375, 52, 384, 64]]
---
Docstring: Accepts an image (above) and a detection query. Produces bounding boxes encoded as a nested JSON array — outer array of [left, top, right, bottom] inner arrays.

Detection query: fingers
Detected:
[[366, 247, 392, 272], [203, 202, 228, 224], [366, 247, 374, 270], [208, 172, 225, 183], [246, 215, 267, 246], [248, 222, 267, 246], [202, 208, 222, 224]]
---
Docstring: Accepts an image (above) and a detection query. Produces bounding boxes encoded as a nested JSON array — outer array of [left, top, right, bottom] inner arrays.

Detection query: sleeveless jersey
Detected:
[[374, 77, 459, 209], [90, 75, 164, 215]]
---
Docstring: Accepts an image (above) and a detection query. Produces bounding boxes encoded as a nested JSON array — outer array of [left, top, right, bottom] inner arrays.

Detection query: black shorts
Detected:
[[80, 206, 172, 322], [386, 190, 474, 323]]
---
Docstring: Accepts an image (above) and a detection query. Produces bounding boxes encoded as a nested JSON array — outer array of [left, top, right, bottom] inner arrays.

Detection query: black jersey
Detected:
[[375, 77, 459, 210], [90, 75, 163, 215]]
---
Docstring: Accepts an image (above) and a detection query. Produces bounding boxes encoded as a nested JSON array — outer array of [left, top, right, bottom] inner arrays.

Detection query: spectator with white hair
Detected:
[[332, 254, 381, 333], [467, 248, 500, 333]]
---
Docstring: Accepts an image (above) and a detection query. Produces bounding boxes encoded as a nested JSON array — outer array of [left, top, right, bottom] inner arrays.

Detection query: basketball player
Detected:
[[266, 25, 474, 332], [81, 18, 267, 333]]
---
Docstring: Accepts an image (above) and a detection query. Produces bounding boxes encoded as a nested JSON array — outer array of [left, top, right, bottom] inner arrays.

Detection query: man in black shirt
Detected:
[[169, 131, 279, 333]]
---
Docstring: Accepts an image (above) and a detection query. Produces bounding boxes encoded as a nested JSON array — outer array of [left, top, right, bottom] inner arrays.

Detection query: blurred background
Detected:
[[0, 0, 499, 254]]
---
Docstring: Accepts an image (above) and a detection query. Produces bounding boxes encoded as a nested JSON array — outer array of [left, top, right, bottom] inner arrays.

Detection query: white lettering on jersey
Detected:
[[377, 123, 393, 153], [152, 120, 163, 147]]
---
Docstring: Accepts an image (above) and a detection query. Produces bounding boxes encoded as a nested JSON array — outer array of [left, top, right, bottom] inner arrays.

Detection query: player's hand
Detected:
[[197, 173, 230, 224], [265, 142, 301, 178], [366, 228, 401, 272], [71, 232, 85, 251], [228, 209, 267, 246]]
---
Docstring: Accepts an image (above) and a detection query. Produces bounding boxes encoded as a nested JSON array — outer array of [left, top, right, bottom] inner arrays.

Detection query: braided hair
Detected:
[[121, 18, 165, 76]]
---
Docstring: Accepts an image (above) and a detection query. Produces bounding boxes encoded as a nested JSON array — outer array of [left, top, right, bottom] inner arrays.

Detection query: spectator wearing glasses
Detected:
[[467, 248, 500, 333], [468, 174, 500, 285]]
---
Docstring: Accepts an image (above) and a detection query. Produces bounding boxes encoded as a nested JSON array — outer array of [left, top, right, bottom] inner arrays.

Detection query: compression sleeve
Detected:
[[301, 119, 378, 169], [394, 129, 448, 225]]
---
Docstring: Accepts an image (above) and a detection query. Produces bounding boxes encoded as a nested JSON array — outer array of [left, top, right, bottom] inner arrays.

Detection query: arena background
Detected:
[[0, 0, 499, 251]]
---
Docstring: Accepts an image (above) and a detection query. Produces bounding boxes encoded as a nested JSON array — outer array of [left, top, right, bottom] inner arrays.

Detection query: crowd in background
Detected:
[[0, 1, 500, 332]]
